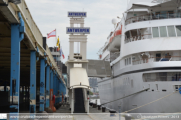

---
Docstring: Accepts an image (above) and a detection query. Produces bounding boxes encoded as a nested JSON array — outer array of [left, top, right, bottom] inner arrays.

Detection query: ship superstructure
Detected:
[[98, 0, 181, 113]]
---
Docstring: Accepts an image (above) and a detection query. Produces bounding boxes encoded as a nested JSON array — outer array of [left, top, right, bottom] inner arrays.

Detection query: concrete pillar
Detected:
[[70, 23, 74, 27], [39, 58, 46, 112], [69, 41, 74, 60], [45, 66, 50, 108], [80, 42, 82, 56], [80, 23, 84, 27], [29, 51, 36, 113], [10, 12, 25, 117], [82, 42, 87, 60]]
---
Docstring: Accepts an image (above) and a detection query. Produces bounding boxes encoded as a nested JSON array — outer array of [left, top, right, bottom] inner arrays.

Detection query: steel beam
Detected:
[[29, 51, 36, 113], [45, 65, 50, 108], [10, 12, 25, 119], [39, 58, 45, 112]]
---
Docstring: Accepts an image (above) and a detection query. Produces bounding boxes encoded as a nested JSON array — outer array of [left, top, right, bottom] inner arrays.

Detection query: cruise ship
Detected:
[[97, 0, 181, 113]]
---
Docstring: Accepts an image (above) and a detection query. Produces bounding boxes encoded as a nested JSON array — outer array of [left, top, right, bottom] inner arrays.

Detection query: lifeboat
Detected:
[[108, 25, 122, 52]]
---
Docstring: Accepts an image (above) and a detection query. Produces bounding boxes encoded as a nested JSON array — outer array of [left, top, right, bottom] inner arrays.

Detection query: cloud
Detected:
[[25, 0, 127, 62]]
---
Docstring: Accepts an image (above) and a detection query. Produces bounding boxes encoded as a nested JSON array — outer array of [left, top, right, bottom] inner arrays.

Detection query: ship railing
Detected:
[[132, 56, 181, 65], [125, 34, 152, 43], [125, 13, 181, 25], [110, 52, 120, 62]]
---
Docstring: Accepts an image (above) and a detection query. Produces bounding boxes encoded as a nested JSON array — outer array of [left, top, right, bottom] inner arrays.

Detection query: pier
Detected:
[[0, 0, 66, 114]]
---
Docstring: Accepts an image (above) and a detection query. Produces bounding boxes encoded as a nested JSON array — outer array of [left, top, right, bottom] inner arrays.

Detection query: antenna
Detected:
[[112, 18, 117, 28]]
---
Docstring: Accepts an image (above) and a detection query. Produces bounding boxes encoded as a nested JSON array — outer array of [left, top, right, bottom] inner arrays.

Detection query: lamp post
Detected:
[[118, 105, 121, 120]]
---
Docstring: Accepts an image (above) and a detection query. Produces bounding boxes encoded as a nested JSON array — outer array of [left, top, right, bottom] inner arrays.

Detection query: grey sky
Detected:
[[25, 0, 127, 63]]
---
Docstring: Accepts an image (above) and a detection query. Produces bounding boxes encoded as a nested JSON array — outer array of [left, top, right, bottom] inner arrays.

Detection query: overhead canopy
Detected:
[[70, 67, 89, 89]]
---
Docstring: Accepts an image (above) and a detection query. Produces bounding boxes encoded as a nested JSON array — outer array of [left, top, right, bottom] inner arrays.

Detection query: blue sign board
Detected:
[[68, 12, 87, 17], [66, 27, 90, 34]]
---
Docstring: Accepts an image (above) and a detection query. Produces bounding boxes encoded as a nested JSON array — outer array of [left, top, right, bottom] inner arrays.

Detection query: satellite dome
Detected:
[[112, 18, 117, 25]]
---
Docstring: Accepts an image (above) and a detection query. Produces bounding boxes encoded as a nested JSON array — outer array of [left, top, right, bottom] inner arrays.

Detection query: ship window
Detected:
[[152, 27, 159, 38], [129, 57, 131, 64], [143, 72, 181, 82], [167, 26, 176, 37], [159, 26, 167, 37], [131, 80, 133, 88], [176, 26, 181, 36]]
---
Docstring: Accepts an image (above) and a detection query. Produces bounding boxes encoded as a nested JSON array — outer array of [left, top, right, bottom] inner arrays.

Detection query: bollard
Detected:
[[90, 102, 93, 106], [102, 106, 106, 112], [98, 105, 101, 110], [93, 103, 97, 108], [118, 105, 121, 120], [125, 114, 132, 120], [109, 109, 116, 116]]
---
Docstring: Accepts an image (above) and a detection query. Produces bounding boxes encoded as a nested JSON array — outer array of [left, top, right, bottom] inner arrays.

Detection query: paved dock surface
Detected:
[[54, 104, 127, 120]]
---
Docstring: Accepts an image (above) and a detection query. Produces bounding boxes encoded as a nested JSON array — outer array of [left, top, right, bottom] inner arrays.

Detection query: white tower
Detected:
[[66, 11, 90, 113]]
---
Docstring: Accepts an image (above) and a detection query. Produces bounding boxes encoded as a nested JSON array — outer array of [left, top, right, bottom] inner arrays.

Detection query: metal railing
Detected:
[[132, 56, 181, 65], [125, 34, 152, 43], [110, 52, 120, 62], [125, 13, 181, 25]]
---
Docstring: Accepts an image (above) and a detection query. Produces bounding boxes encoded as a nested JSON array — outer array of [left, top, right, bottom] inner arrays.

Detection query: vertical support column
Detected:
[[58, 78, 60, 103], [50, 70, 54, 109], [10, 12, 25, 116], [4, 81, 7, 92], [39, 58, 45, 112], [69, 41, 74, 60], [71, 89, 74, 113], [82, 41, 87, 60], [30, 51, 36, 113], [45, 66, 50, 108], [22, 86, 24, 101], [53, 75, 56, 104]]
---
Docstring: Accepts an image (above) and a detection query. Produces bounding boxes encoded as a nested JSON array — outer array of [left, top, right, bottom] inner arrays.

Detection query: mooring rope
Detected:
[[123, 91, 178, 113]]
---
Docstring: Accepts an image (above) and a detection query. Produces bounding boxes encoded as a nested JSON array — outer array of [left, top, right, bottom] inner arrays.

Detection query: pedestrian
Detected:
[[64, 95, 67, 103]]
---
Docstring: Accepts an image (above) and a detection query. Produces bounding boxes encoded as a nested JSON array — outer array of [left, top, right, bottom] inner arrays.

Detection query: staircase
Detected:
[[74, 88, 86, 113]]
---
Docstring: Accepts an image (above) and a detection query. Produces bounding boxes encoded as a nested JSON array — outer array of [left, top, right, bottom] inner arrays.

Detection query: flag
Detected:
[[58, 43, 60, 51], [60, 48, 65, 59], [47, 29, 56, 38], [56, 37, 60, 47]]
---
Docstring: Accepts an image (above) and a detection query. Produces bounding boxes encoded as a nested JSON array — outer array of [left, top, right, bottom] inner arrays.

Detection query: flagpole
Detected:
[[55, 29, 58, 70]]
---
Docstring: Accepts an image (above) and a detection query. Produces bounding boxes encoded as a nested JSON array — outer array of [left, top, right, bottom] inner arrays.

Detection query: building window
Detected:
[[152, 27, 159, 38], [125, 59, 126, 66], [159, 26, 167, 37], [176, 25, 181, 36], [167, 26, 176, 37]]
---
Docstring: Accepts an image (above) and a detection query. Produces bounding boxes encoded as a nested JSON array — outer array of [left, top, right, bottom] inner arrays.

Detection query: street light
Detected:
[[9, 0, 21, 4]]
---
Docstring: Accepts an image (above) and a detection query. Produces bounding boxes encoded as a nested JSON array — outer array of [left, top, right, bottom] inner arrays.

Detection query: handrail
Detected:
[[101, 88, 150, 105], [125, 12, 181, 25], [125, 34, 152, 41], [132, 56, 181, 62], [69, 85, 90, 89]]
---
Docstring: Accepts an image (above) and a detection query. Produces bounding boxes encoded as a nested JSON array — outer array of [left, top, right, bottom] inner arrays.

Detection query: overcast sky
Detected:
[[25, 0, 127, 63]]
